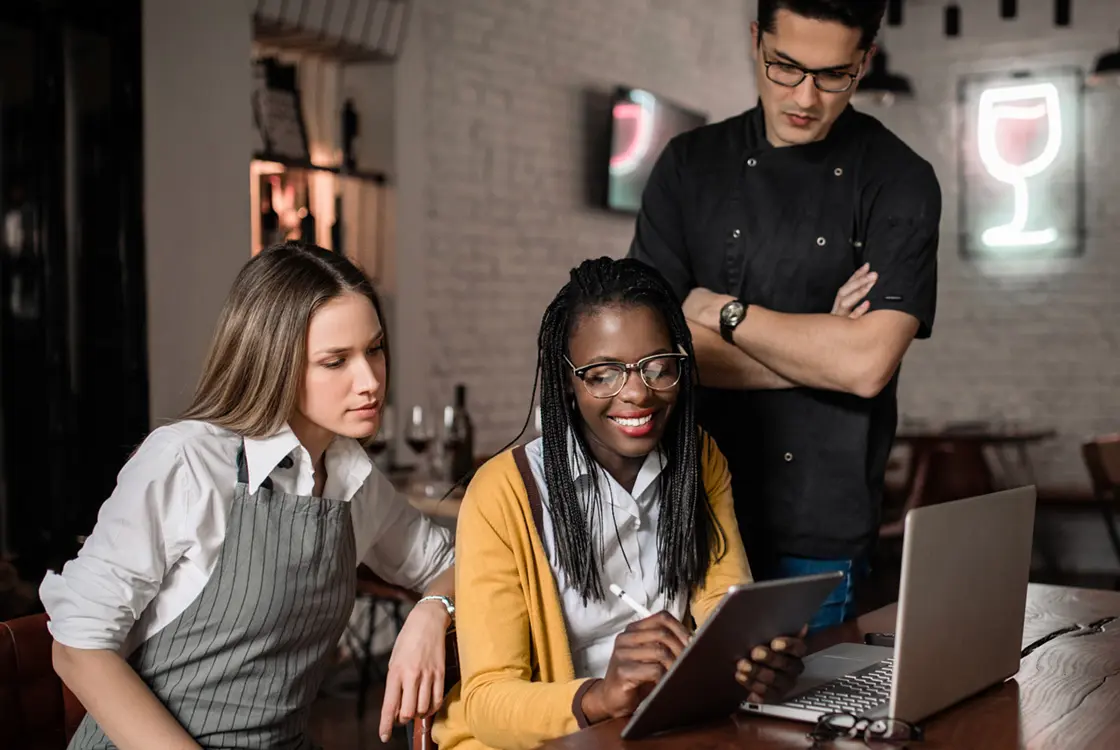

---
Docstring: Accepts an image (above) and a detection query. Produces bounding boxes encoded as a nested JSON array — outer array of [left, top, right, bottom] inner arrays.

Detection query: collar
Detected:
[[562, 429, 668, 506], [243, 423, 372, 499]]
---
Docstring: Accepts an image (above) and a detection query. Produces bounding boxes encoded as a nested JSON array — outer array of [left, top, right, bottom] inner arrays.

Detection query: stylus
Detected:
[[609, 583, 652, 619]]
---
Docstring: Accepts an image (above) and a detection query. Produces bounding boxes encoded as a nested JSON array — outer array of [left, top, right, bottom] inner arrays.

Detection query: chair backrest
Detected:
[[412, 628, 460, 750], [1083, 435, 1120, 500], [0, 613, 86, 750]]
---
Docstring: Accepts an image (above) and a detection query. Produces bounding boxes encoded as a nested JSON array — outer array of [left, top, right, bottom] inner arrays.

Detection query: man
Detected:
[[628, 0, 940, 631]]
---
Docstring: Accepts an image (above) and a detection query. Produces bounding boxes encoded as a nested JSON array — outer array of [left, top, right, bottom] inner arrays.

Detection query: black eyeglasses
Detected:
[[808, 713, 923, 748], [760, 43, 865, 93], [564, 350, 689, 399]]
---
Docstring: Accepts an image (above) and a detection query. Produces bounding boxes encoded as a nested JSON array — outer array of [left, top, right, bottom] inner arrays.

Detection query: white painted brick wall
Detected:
[[409, 0, 758, 449], [407, 0, 1120, 491], [869, 0, 1120, 488]]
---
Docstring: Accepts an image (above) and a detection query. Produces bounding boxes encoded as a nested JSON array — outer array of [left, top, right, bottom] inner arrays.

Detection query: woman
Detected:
[[433, 257, 806, 750], [40, 242, 455, 749]]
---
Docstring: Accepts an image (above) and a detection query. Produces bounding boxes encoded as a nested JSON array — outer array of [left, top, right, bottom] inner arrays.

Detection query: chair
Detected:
[[1080, 435, 1120, 583], [411, 628, 459, 750], [0, 613, 85, 750]]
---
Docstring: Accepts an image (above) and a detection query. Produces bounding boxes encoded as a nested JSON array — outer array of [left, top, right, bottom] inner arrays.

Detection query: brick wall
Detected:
[[867, 0, 1120, 488], [402, 0, 1119, 492], [402, 0, 758, 451]]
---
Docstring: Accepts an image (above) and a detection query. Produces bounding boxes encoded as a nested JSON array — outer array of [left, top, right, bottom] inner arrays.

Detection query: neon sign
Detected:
[[609, 90, 656, 177], [977, 83, 1062, 248], [958, 68, 1083, 260]]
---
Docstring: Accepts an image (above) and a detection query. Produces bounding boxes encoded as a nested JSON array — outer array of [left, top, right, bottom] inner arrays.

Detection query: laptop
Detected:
[[741, 485, 1037, 725]]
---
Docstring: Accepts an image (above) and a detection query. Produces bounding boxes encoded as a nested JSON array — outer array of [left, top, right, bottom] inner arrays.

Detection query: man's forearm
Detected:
[[731, 306, 916, 398], [688, 321, 796, 390]]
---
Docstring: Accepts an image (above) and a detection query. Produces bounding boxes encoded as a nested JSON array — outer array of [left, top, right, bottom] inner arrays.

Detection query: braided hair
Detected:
[[526, 256, 726, 604]]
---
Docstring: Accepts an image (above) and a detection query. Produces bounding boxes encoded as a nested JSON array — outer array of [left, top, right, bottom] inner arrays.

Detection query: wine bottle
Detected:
[[448, 384, 475, 483]]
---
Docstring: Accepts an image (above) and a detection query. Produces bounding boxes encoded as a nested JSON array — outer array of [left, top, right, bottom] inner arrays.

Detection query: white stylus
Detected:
[[609, 583, 652, 619]]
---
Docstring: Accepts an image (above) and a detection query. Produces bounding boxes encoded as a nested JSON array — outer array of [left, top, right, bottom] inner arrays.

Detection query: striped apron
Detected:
[[70, 441, 357, 749]]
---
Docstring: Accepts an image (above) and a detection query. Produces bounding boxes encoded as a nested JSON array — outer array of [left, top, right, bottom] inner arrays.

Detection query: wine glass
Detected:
[[367, 404, 394, 467], [977, 82, 1062, 248], [405, 404, 435, 488]]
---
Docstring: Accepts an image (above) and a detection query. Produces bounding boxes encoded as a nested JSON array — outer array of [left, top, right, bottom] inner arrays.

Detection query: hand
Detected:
[[682, 287, 736, 332], [735, 625, 808, 704], [378, 600, 451, 743], [581, 611, 692, 723], [831, 263, 877, 319]]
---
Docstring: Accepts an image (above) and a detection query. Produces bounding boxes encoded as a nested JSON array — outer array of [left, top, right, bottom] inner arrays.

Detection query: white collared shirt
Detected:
[[524, 435, 687, 680], [39, 420, 454, 654]]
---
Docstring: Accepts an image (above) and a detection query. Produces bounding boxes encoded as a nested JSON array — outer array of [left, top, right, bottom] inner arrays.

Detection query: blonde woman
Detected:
[[40, 242, 455, 750]]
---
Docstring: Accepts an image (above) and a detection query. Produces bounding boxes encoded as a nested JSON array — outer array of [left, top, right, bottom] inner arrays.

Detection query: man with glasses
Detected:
[[628, 0, 940, 631]]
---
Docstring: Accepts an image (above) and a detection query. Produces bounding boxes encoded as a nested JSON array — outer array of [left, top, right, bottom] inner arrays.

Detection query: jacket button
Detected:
[[747, 158, 757, 167], [732, 228, 741, 238], [834, 167, 844, 176], [784, 452, 794, 462], [816, 237, 827, 246]]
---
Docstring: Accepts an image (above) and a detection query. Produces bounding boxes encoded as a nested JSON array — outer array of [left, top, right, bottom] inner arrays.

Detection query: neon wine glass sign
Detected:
[[976, 82, 1062, 248], [610, 90, 657, 177]]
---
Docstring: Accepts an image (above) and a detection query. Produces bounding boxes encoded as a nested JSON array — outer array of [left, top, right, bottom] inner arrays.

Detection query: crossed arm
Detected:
[[682, 265, 920, 399], [684, 283, 920, 399]]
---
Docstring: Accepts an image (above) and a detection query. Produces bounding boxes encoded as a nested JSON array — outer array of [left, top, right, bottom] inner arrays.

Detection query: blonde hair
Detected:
[[181, 242, 389, 437]]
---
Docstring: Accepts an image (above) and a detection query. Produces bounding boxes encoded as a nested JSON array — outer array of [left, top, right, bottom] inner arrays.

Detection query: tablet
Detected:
[[619, 571, 844, 740]]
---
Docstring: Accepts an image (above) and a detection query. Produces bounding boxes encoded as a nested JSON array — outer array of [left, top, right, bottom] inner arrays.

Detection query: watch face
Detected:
[[721, 301, 745, 326]]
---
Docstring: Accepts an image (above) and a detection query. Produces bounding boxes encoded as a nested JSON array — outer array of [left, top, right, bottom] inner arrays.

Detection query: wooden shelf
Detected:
[[252, 153, 388, 185]]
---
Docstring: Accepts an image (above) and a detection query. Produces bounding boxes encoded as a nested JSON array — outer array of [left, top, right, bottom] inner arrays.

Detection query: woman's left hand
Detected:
[[378, 600, 450, 742], [734, 625, 808, 704]]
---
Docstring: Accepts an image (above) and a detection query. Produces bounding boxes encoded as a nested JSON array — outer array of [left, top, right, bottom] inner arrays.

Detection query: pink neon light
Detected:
[[611, 103, 643, 167]]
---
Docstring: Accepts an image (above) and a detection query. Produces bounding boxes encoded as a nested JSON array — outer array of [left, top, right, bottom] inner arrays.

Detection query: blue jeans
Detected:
[[770, 556, 867, 635]]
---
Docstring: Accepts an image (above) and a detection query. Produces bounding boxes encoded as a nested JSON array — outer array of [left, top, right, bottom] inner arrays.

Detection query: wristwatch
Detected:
[[719, 299, 747, 343], [417, 594, 455, 622]]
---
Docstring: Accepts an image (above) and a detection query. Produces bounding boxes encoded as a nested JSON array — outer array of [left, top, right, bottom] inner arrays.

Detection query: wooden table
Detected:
[[539, 584, 1120, 750]]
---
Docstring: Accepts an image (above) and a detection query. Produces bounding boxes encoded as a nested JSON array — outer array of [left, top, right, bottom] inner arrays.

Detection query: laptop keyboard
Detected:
[[784, 658, 894, 716]]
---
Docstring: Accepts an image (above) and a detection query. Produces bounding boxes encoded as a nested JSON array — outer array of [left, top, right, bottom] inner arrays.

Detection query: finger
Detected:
[[835, 293, 865, 313], [748, 680, 777, 700], [378, 671, 403, 743], [747, 691, 767, 704], [431, 670, 445, 714], [415, 672, 433, 719], [616, 642, 678, 673], [653, 612, 693, 647], [845, 262, 871, 284], [396, 671, 419, 725], [619, 624, 688, 658], [746, 666, 778, 688], [617, 660, 668, 687], [772, 635, 809, 659], [848, 300, 871, 319], [755, 650, 798, 675]]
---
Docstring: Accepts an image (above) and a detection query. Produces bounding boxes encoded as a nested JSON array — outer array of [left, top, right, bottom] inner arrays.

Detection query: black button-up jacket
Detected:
[[628, 103, 941, 563]]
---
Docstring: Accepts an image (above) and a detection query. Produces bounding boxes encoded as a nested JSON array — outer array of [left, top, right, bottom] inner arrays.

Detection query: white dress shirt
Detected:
[[40, 420, 454, 655], [523, 435, 687, 680]]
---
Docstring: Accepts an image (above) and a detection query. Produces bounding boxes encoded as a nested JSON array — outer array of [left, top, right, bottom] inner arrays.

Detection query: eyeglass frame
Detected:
[[757, 38, 867, 93], [807, 712, 924, 746], [563, 348, 690, 399]]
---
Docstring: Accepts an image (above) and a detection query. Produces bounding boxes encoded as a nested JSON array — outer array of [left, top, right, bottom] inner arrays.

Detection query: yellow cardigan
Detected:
[[431, 435, 753, 750]]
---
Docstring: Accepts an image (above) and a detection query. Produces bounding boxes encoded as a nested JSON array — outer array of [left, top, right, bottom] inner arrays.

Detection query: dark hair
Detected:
[[758, 0, 888, 49], [530, 257, 725, 604], [182, 242, 390, 436]]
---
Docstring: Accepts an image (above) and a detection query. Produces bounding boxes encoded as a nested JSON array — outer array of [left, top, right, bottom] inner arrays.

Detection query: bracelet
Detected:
[[417, 594, 455, 621]]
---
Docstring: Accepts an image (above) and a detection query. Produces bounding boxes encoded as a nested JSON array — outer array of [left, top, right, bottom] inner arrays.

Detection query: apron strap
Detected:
[[512, 445, 544, 537], [236, 440, 274, 491]]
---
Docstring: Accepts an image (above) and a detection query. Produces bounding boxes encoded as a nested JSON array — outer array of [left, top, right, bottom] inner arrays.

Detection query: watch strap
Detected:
[[417, 594, 455, 620]]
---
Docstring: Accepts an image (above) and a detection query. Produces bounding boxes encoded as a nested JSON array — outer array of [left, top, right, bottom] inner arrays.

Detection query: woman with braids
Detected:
[[431, 257, 807, 750]]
